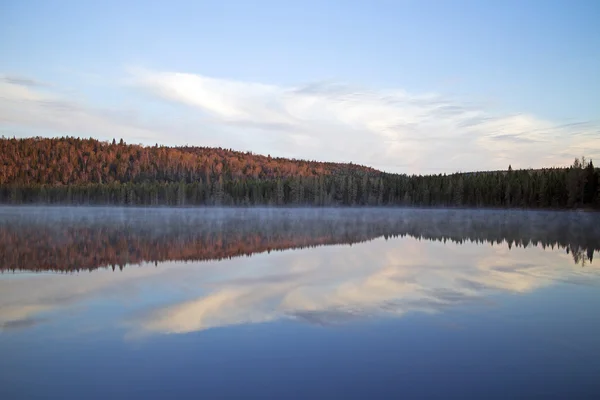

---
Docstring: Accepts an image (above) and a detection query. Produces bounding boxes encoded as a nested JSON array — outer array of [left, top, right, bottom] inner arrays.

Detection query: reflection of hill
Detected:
[[1, 207, 599, 272]]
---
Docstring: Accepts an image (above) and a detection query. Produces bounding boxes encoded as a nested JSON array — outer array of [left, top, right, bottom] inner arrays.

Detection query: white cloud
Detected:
[[0, 74, 164, 144], [130, 68, 600, 172], [2, 70, 599, 173]]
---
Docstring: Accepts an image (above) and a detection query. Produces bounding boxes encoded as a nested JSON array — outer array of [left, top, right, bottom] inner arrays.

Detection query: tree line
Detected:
[[1, 137, 599, 208]]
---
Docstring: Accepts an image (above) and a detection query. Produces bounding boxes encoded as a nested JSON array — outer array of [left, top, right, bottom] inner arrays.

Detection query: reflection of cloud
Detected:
[[0, 265, 183, 330], [140, 287, 279, 334], [0, 317, 46, 332], [291, 309, 362, 326], [0, 304, 53, 331], [2, 235, 600, 337], [136, 239, 600, 335]]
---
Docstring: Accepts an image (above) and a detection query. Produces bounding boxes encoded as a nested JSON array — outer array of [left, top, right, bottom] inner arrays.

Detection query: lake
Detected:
[[1, 207, 600, 399]]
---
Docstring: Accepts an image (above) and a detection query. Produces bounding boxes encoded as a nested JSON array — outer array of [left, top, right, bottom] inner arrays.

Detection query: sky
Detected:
[[1, 0, 599, 174]]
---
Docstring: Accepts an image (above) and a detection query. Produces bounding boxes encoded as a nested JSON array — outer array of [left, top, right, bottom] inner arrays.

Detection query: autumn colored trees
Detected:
[[1, 137, 599, 209], [0, 136, 375, 186]]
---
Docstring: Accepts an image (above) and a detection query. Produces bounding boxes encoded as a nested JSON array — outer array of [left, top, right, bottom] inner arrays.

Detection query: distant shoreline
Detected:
[[2, 137, 599, 210]]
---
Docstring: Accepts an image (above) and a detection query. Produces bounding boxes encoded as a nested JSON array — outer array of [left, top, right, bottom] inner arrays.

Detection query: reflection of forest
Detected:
[[1, 208, 598, 272]]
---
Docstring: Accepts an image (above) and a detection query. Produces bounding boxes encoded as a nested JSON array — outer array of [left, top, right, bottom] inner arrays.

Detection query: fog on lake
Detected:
[[1, 207, 599, 399]]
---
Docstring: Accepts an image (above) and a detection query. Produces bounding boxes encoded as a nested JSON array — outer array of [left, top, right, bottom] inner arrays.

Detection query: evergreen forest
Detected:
[[1, 137, 599, 209]]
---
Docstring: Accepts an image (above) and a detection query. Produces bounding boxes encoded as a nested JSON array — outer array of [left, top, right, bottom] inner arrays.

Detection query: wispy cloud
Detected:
[[1, 75, 48, 88], [0, 76, 163, 143], [130, 68, 600, 172], [1, 69, 599, 173], [489, 134, 543, 144]]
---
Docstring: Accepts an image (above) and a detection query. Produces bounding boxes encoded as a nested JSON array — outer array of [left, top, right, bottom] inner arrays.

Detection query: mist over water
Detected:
[[1, 206, 599, 272], [1, 207, 600, 399]]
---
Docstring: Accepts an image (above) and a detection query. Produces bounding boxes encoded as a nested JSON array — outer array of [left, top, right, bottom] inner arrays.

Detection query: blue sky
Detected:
[[1, 0, 599, 173]]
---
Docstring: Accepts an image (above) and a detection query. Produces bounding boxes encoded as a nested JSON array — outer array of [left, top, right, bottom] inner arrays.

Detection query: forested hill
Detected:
[[0, 136, 377, 185], [1, 136, 599, 209]]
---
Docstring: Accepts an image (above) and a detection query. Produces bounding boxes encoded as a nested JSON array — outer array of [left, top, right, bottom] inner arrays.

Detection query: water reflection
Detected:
[[1, 207, 599, 272], [135, 240, 599, 335], [1, 207, 599, 336]]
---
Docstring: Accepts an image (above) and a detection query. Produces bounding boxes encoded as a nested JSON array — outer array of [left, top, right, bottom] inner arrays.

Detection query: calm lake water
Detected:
[[1, 207, 600, 399]]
